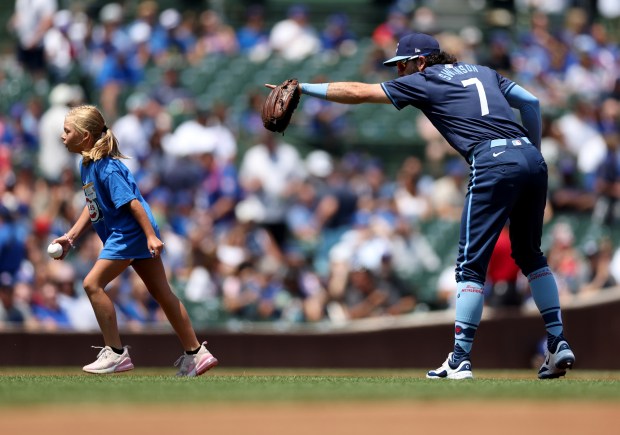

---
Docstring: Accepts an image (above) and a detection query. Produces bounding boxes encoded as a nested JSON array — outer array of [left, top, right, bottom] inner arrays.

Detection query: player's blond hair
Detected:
[[66, 105, 128, 164]]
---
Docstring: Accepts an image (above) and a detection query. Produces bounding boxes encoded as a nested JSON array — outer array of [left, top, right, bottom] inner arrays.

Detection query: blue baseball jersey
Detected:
[[381, 62, 529, 159], [81, 157, 160, 260]]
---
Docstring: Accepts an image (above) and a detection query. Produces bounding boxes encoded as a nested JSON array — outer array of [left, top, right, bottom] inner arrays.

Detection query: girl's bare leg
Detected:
[[83, 259, 132, 349], [132, 257, 201, 351]]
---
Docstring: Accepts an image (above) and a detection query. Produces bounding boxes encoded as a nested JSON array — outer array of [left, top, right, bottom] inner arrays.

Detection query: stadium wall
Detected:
[[1, 289, 619, 370]]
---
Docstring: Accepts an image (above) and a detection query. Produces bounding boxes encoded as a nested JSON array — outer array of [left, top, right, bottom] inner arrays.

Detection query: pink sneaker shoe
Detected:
[[82, 346, 134, 374], [174, 341, 218, 377]]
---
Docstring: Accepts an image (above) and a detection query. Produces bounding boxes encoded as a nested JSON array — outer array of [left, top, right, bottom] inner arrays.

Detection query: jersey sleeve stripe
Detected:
[[380, 83, 403, 110]]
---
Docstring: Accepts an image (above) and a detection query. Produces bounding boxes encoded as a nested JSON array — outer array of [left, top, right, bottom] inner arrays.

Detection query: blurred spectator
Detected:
[[115, 271, 165, 328], [486, 225, 523, 307], [151, 8, 197, 64], [0, 203, 29, 279], [203, 101, 238, 165], [269, 4, 320, 61], [111, 93, 155, 174], [165, 101, 237, 166], [48, 260, 97, 331], [236, 5, 271, 61], [31, 282, 71, 330], [592, 133, 620, 225], [132, 1, 159, 30], [221, 261, 261, 320], [565, 42, 614, 101], [43, 10, 76, 83], [372, 6, 410, 54], [286, 176, 322, 255], [302, 75, 351, 148], [361, 43, 395, 81], [545, 221, 587, 299], [150, 61, 194, 113], [543, 116, 595, 213], [193, 10, 239, 60], [555, 97, 607, 192], [581, 237, 616, 293], [234, 197, 284, 265], [239, 132, 305, 247], [480, 31, 512, 76], [10, 0, 57, 78], [0, 273, 31, 326], [3, 99, 41, 159], [435, 264, 458, 310], [238, 89, 267, 139], [320, 13, 357, 56], [194, 141, 243, 235], [281, 248, 327, 322], [341, 263, 414, 320], [391, 156, 433, 223], [390, 218, 441, 282], [342, 265, 388, 319], [429, 159, 467, 221], [88, 3, 146, 121], [305, 150, 358, 276], [598, 0, 620, 18]]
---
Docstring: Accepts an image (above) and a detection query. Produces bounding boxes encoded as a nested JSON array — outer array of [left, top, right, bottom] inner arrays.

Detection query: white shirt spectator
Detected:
[[239, 136, 305, 223], [44, 10, 73, 77], [112, 94, 153, 174], [12, 0, 57, 49], [205, 122, 237, 165], [38, 84, 81, 181], [556, 110, 607, 176], [269, 6, 320, 61]]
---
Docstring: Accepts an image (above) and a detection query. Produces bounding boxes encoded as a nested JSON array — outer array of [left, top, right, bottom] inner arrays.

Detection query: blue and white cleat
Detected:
[[426, 352, 473, 380], [538, 339, 575, 379]]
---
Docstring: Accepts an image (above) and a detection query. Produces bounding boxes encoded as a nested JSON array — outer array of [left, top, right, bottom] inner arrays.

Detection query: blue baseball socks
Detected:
[[452, 281, 485, 362], [527, 267, 566, 351]]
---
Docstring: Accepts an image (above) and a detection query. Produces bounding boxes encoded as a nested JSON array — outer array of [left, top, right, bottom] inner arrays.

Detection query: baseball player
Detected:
[[286, 32, 575, 379]]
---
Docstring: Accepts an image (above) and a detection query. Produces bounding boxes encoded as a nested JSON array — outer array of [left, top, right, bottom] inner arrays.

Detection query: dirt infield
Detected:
[[1, 402, 616, 435]]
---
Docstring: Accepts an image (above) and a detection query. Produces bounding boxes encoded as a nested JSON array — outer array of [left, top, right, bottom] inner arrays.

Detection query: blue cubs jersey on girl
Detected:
[[381, 62, 529, 160], [80, 157, 160, 260]]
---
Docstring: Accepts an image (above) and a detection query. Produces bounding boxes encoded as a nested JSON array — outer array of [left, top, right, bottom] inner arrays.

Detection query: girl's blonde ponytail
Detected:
[[66, 105, 128, 164]]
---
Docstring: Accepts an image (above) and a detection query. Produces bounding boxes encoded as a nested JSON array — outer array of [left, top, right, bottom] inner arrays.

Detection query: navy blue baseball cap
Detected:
[[383, 32, 440, 66]]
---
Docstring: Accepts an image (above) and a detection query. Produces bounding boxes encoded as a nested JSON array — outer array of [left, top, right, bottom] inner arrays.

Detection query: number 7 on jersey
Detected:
[[462, 78, 489, 116]]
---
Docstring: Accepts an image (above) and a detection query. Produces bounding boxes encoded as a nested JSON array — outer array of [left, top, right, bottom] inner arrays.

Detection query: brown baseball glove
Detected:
[[262, 79, 300, 133]]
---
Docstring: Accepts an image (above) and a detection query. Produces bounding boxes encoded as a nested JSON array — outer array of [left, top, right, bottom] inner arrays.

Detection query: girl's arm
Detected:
[[127, 199, 164, 257], [51, 206, 92, 259]]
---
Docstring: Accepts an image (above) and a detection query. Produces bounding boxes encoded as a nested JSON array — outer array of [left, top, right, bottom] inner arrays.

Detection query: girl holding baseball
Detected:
[[53, 105, 218, 376]]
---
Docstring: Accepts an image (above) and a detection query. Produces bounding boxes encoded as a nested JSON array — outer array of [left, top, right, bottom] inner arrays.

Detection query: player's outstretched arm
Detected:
[[307, 82, 391, 105], [266, 82, 390, 105]]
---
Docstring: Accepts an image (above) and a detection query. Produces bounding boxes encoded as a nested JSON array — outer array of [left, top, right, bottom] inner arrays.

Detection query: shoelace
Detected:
[[91, 346, 111, 361], [174, 354, 193, 375], [90, 345, 128, 361]]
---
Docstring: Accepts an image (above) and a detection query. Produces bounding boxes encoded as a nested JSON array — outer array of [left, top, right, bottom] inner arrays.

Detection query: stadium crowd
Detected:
[[1, 0, 620, 330]]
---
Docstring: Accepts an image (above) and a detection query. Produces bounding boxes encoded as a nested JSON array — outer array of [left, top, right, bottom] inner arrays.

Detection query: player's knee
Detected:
[[513, 255, 547, 277], [82, 278, 102, 296]]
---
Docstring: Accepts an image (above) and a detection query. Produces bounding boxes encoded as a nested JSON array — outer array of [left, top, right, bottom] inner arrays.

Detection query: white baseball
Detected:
[[47, 243, 64, 259]]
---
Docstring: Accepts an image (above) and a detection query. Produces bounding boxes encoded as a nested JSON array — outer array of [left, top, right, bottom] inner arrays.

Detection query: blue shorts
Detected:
[[99, 226, 161, 260], [456, 137, 549, 284]]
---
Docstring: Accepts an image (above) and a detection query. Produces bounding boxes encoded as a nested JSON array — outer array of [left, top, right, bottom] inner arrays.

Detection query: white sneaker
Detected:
[[426, 352, 474, 380], [174, 341, 218, 377], [83, 346, 134, 374], [538, 339, 575, 379]]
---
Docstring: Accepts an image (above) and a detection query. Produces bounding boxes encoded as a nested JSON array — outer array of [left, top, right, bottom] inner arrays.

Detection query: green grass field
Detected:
[[2, 368, 619, 406]]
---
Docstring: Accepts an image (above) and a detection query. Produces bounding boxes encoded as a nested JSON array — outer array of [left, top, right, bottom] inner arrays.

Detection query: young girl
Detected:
[[53, 105, 218, 376]]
